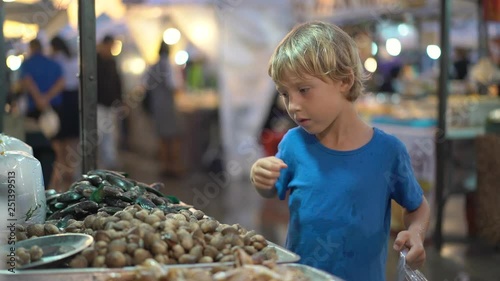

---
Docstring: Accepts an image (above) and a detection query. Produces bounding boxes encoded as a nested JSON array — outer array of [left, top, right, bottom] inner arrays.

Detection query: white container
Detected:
[[0, 134, 33, 155], [0, 150, 46, 223]]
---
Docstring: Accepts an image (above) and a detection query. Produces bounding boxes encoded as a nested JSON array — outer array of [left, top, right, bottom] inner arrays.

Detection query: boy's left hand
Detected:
[[393, 230, 426, 269]]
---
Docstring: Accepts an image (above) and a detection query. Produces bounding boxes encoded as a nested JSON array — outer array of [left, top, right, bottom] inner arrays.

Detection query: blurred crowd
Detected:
[[6, 33, 191, 194]]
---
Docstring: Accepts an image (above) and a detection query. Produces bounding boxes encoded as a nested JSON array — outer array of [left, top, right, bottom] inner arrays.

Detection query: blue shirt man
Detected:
[[20, 39, 63, 113]]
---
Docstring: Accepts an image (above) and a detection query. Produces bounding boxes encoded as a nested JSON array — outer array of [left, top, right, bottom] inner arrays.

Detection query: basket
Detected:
[[476, 134, 500, 246]]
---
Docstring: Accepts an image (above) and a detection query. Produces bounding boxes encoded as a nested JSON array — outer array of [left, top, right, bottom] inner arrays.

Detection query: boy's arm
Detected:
[[250, 157, 286, 199], [404, 196, 430, 242], [394, 195, 430, 269], [253, 179, 277, 198]]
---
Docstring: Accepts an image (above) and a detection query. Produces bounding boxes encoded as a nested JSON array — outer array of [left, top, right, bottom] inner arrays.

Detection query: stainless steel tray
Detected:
[[267, 241, 300, 263], [0, 264, 342, 281], [287, 263, 344, 281], [0, 241, 299, 279]]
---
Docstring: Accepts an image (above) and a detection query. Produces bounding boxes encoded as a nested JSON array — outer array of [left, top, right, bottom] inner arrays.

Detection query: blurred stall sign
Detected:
[[122, 0, 212, 4], [404, 0, 426, 8], [4, 0, 61, 26], [484, 0, 500, 21], [3, 20, 38, 41], [295, 0, 426, 22]]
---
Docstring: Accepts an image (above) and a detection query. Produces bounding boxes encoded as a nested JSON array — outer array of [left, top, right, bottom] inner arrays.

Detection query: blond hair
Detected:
[[268, 21, 366, 101]]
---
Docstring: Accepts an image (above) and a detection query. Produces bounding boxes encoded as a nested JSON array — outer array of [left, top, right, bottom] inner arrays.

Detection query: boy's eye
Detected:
[[279, 92, 289, 98], [299, 88, 309, 94]]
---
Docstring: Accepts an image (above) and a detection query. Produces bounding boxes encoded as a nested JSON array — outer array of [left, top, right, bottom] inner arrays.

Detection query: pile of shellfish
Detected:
[[108, 248, 310, 281], [15, 170, 278, 269], [45, 169, 185, 222]]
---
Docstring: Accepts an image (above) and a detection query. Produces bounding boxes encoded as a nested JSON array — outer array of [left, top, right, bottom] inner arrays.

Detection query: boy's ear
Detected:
[[340, 71, 355, 94]]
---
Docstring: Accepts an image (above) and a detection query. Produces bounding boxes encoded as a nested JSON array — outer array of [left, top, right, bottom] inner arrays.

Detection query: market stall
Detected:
[[0, 127, 343, 279], [0, 1, 343, 280], [1, 0, 497, 279]]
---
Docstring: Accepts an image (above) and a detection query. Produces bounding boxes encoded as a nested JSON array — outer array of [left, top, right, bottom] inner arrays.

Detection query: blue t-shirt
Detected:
[[20, 53, 63, 111], [275, 127, 423, 281]]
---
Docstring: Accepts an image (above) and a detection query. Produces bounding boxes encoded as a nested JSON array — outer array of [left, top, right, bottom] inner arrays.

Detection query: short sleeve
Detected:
[[274, 132, 293, 200], [388, 140, 424, 212]]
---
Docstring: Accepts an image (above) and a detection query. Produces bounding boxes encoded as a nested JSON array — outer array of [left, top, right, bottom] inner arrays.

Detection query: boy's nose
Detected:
[[288, 97, 300, 113], [288, 99, 300, 113]]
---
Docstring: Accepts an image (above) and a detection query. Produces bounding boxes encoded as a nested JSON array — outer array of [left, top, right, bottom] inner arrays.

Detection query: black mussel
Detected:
[[149, 182, 165, 191], [45, 189, 57, 197], [89, 181, 120, 203], [150, 195, 165, 206], [135, 181, 150, 189], [98, 206, 123, 215], [90, 185, 105, 203], [88, 169, 128, 179], [70, 180, 92, 190], [143, 186, 165, 198], [46, 193, 62, 202], [103, 184, 123, 198], [135, 196, 157, 211], [56, 214, 75, 230], [83, 174, 103, 186], [54, 202, 67, 209], [47, 201, 99, 220], [117, 191, 136, 203], [58, 191, 83, 203], [104, 197, 131, 208], [71, 181, 95, 195], [106, 174, 134, 191], [81, 186, 96, 198]]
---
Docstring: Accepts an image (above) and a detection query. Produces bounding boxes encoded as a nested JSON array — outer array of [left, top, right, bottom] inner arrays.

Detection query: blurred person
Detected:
[[97, 35, 123, 170], [379, 65, 402, 93], [49, 36, 80, 192], [20, 38, 65, 188], [143, 41, 185, 177], [452, 47, 470, 81], [250, 21, 430, 280]]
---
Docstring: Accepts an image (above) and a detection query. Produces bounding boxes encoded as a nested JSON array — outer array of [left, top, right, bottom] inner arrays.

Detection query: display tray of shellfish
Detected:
[[0, 250, 340, 281], [1, 170, 301, 278]]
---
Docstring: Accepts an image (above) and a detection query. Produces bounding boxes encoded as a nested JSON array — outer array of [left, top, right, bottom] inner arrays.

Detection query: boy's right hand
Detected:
[[250, 156, 288, 190]]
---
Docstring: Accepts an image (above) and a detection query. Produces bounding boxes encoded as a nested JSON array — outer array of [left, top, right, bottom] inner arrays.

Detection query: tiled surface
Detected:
[[118, 108, 500, 281]]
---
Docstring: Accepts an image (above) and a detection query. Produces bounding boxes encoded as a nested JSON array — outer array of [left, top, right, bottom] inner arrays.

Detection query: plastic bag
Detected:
[[38, 106, 60, 139], [397, 250, 428, 281], [1, 150, 47, 271], [0, 151, 46, 225], [0, 133, 33, 155]]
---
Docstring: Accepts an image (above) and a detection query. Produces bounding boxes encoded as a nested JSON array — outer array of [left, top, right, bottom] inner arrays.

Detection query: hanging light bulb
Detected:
[[426, 45, 441, 60], [386, 38, 401, 56], [163, 28, 181, 45], [364, 57, 378, 73]]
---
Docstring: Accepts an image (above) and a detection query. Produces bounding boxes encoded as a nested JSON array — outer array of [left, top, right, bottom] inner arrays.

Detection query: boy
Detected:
[[250, 21, 430, 281]]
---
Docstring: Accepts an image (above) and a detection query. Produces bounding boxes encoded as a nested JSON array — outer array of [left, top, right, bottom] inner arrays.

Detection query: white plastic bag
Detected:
[[0, 133, 33, 155], [38, 106, 60, 139], [0, 151, 46, 225], [0, 150, 47, 271], [397, 250, 428, 281]]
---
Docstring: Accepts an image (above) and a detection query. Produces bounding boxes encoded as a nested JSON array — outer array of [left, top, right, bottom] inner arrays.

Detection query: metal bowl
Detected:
[[10, 233, 93, 270]]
